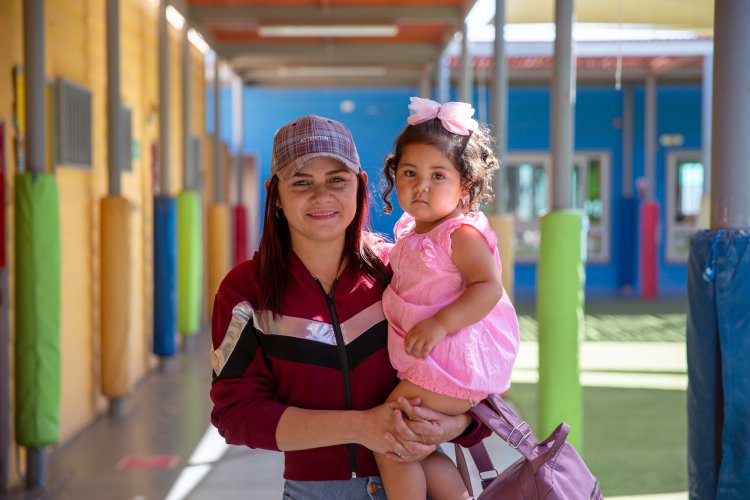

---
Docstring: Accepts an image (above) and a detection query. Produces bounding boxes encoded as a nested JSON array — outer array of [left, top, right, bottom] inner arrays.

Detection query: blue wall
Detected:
[[235, 84, 703, 299], [507, 87, 626, 298], [631, 85, 703, 296], [242, 87, 419, 236]]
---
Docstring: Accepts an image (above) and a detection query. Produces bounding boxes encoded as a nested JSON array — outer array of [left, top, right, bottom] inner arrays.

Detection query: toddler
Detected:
[[376, 97, 520, 499]]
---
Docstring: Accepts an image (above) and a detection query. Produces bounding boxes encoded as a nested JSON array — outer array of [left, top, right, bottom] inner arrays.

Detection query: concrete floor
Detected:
[[1, 300, 689, 500]]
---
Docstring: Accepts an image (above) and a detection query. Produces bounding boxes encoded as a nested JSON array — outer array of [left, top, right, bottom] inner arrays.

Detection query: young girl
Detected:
[[376, 97, 521, 499]]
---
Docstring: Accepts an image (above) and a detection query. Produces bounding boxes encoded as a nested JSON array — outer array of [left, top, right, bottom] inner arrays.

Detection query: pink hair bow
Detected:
[[406, 97, 478, 136]]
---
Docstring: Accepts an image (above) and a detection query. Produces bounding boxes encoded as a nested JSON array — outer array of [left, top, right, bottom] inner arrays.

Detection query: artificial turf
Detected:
[[509, 382, 688, 497]]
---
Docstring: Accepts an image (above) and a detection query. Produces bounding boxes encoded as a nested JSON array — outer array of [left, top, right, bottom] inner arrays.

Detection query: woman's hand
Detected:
[[354, 403, 434, 460], [387, 396, 472, 446], [355, 401, 436, 464]]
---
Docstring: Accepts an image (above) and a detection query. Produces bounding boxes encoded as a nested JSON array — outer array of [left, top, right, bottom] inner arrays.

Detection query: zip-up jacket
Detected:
[[210, 248, 489, 481]]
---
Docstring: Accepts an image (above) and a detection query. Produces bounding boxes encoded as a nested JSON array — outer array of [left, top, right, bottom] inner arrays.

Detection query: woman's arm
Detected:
[[276, 404, 436, 458], [404, 225, 503, 358]]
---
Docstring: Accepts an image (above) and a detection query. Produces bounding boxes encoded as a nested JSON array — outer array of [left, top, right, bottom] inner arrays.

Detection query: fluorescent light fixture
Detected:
[[258, 25, 398, 38], [188, 28, 210, 54], [277, 66, 387, 77], [166, 5, 185, 30]]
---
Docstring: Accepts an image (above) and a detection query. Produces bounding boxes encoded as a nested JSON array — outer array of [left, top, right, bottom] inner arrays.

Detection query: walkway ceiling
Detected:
[[181, 0, 714, 87]]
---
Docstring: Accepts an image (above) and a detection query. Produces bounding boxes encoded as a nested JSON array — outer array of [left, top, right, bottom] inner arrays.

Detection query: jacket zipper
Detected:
[[316, 277, 358, 478]]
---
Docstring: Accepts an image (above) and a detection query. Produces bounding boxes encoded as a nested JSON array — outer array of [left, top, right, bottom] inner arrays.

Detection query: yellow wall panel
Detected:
[[0, 0, 207, 489], [43, 0, 106, 446], [122, 0, 158, 380], [57, 168, 98, 438]]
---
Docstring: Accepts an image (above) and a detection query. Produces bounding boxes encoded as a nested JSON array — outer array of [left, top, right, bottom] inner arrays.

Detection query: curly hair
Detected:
[[381, 118, 500, 214]]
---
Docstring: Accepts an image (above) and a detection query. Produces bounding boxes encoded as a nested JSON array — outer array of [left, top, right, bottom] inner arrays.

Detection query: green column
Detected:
[[177, 190, 203, 336], [537, 210, 585, 451], [15, 173, 61, 447]]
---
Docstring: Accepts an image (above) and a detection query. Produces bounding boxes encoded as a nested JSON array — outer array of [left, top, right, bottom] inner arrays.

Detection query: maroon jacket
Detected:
[[210, 249, 489, 481]]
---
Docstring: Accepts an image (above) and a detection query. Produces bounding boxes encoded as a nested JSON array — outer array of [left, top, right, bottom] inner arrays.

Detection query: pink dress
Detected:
[[382, 212, 520, 402]]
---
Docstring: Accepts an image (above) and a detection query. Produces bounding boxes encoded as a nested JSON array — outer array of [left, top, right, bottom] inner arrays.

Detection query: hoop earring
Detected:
[[275, 207, 285, 220]]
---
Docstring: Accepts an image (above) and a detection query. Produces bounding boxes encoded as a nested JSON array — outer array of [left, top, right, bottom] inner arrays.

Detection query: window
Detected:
[[573, 153, 610, 262], [498, 152, 611, 262], [666, 151, 705, 262], [498, 154, 548, 260]]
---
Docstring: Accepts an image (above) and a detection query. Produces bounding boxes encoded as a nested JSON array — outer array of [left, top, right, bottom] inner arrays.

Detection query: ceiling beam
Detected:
[[223, 41, 441, 65], [188, 5, 461, 24]]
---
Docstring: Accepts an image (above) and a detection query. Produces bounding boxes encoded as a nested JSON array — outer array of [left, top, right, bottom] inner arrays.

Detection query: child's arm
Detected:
[[404, 225, 503, 359]]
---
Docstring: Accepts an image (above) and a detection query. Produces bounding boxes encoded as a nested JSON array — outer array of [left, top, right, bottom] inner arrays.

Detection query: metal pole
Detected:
[[702, 54, 713, 195], [491, 0, 508, 211], [106, 0, 121, 197], [551, 0, 575, 210], [213, 56, 223, 203], [459, 20, 472, 104], [235, 84, 243, 204], [436, 51, 450, 104], [644, 74, 656, 200], [710, 0, 750, 229], [24, 0, 45, 175], [158, 0, 170, 194], [23, 0, 47, 487], [182, 24, 192, 190], [622, 86, 633, 197], [419, 65, 432, 99]]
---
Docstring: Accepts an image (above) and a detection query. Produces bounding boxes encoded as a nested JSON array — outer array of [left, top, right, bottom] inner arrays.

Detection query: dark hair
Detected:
[[381, 118, 499, 214], [257, 173, 390, 316]]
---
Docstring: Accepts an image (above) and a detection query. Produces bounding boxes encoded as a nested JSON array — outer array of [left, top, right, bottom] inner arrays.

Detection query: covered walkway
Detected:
[[2, 300, 689, 499]]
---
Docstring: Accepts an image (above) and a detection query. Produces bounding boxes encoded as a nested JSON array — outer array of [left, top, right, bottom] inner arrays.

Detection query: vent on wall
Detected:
[[187, 136, 202, 189], [121, 105, 133, 172], [54, 78, 92, 168]]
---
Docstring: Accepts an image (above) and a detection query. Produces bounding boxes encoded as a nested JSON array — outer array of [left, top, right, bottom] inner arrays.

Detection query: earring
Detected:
[[275, 207, 285, 220]]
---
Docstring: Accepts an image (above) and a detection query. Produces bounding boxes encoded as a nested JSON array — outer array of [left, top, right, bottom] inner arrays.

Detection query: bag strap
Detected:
[[454, 443, 476, 498], [486, 394, 536, 437], [531, 422, 570, 472], [470, 400, 538, 458]]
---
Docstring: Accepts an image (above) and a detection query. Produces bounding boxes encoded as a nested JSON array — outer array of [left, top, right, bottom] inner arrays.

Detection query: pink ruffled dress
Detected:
[[382, 212, 520, 402]]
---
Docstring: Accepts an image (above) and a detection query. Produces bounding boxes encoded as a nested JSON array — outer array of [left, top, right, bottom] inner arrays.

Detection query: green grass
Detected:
[[509, 383, 688, 497], [513, 300, 689, 342]]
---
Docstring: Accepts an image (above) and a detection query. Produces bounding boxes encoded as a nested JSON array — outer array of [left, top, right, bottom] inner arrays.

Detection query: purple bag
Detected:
[[455, 394, 603, 499]]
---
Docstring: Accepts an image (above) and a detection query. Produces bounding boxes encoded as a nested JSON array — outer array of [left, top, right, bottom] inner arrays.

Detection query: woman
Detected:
[[210, 114, 488, 499]]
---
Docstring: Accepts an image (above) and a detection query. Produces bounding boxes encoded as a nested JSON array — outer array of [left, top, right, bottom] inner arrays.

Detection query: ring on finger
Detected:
[[394, 450, 403, 458]]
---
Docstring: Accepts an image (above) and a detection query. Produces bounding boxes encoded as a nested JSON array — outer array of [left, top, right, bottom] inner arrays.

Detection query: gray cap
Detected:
[[270, 115, 361, 179]]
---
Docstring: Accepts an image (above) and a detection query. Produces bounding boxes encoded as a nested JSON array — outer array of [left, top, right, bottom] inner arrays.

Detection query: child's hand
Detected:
[[404, 317, 448, 359]]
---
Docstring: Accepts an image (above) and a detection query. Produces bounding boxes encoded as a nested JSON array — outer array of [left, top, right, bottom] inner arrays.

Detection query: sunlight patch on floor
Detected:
[[164, 425, 230, 500]]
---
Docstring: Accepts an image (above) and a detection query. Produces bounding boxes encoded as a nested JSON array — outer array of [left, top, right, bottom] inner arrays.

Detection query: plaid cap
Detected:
[[270, 115, 361, 179]]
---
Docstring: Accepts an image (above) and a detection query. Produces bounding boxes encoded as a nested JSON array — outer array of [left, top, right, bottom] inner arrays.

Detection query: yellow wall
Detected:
[[0, 0, 206, 489]]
